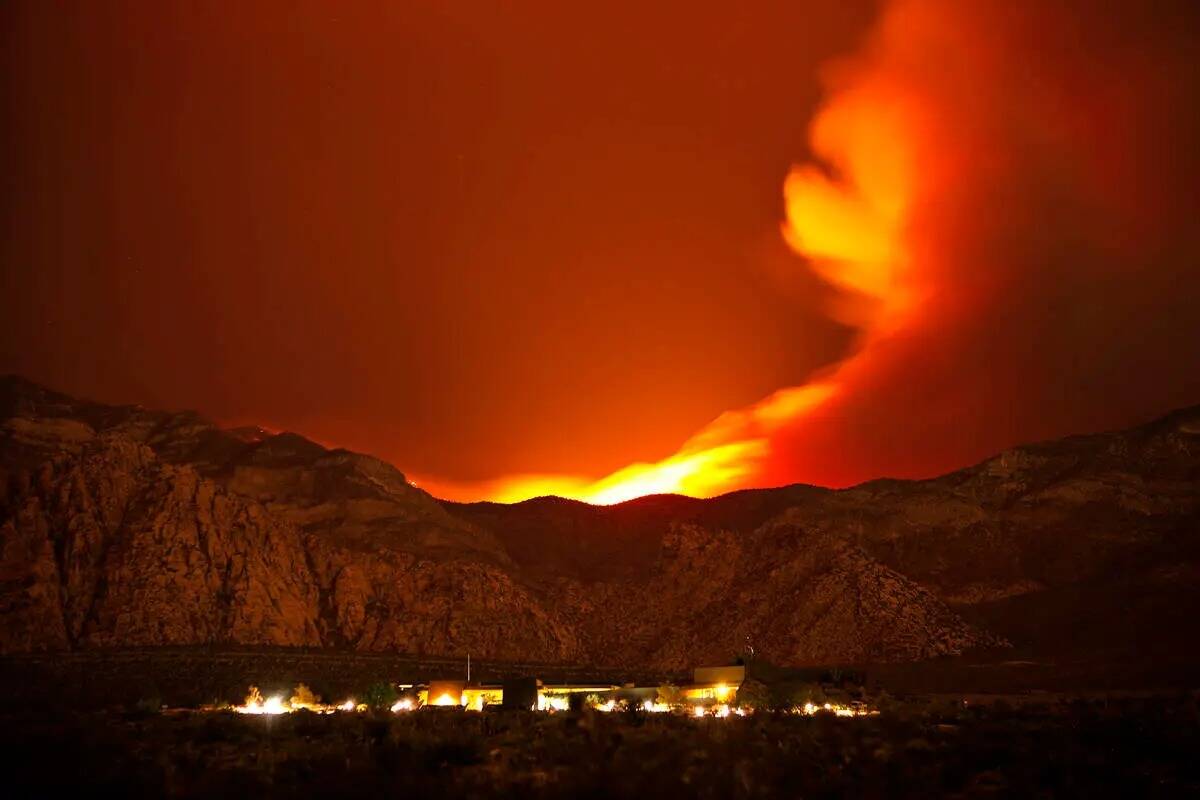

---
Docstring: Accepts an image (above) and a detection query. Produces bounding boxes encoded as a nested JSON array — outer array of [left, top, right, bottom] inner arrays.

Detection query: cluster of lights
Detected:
[[227, 685, 877, 719], [430, 693, 461, 707], [232, 686, 399, 716], [691, 704, 741, 717], [537, 694, 570, 712], [234, 696, 366, 715], [604, 698, 872, 718], [797, 702, 877, 718], [236, 693, 292, 716]]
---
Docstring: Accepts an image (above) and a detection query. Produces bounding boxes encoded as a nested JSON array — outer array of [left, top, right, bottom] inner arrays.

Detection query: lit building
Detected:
[[683, 665, 746, 705], [424, 680, 466, 707], [415, 666, 746, 712], [538, 683, 619, 711], [500, 676, 620, 711], [420, 680, 504, 709]]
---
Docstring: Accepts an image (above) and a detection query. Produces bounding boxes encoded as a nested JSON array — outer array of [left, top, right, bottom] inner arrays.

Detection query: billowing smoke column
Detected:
[[433, 0, 1200, 504]]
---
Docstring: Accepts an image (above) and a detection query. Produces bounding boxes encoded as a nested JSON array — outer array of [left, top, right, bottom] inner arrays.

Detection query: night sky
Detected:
[[4, 1, 1199, 502]]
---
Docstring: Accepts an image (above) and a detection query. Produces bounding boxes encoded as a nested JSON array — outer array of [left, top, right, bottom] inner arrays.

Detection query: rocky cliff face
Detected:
[[0, 376, 505, 565], [0, 437, 319, 651], [0, 434, 582, 662], [546, 518, 999, 670], [456, 407, 1200, 664], [2, 375, 1196, 670]]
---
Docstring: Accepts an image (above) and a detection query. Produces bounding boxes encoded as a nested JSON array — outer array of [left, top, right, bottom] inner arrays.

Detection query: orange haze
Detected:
[[426, 0, 1200, 504], [5, 1, 1198, 504]]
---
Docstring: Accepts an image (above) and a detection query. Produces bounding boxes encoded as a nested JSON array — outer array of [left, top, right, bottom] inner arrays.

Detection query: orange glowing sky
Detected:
[[4, 0, 1200, 504]]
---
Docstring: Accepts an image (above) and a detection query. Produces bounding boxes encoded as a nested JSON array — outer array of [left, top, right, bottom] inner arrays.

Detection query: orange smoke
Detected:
[[425, 0, 1200, 504], [423, 0, 921, 505]]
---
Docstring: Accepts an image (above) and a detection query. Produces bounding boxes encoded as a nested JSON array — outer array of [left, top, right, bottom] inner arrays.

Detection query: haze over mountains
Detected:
[[1, 375, 1196, 676]]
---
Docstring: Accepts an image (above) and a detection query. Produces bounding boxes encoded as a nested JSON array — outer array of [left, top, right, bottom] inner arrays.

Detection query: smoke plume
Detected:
[[433, 0, 1200, 503]]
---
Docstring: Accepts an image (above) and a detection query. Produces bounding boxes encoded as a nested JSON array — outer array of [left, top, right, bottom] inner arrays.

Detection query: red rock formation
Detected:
[[1, 438, 320, 649]]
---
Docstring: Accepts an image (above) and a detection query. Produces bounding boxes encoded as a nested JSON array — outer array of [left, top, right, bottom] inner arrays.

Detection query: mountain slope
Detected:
[[2, 375, 1196, 672], [0, 435, 581, 660], [0, 437, 320, 651], [545, 517, 1001, 670], [0, 376, 506, 564], [452, 407, 1200, 665]]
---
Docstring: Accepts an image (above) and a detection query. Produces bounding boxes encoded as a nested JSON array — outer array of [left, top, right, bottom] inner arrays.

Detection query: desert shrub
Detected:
[[361, 682, 399, 711], [422, 736, 484, 769], [133, 694, 162, 715], [782, 682, 826, 709], [734, 679, 771, 710], [290, 683, 321, 708], [799, 683, 827, 706], [244, 685, 264, 707], [656, 684, 685, 709], [5, 701, 1200, 797], [871, 689, 907, 717]]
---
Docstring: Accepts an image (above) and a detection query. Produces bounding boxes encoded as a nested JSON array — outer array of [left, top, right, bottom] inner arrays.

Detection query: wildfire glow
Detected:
[[423, 383, 837, 504], [424, 0, 1200, 508], [421, 3, 926, 506]]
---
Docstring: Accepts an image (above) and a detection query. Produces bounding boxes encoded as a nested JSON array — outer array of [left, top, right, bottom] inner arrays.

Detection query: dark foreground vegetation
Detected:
[[1, 697, 1197, 798]]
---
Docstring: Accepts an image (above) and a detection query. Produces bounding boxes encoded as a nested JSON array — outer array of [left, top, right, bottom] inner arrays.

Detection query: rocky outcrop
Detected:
[[0, 437, 320, 650], [302, 535, 580, 661], [549, 519, 999, 670], [0, 376, 507, 565], [0, 432, 581, 661]]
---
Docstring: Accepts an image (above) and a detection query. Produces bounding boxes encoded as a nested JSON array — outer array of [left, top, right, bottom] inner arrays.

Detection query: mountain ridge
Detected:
[[1, 374, 1196, 673]]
